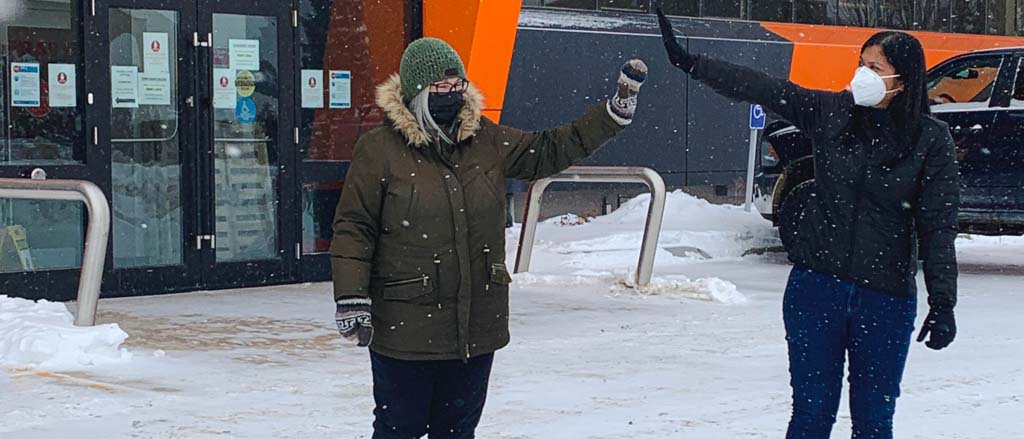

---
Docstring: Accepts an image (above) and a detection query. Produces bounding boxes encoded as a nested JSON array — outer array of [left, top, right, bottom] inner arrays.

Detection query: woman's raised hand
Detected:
[[656, 5, 695, 72]]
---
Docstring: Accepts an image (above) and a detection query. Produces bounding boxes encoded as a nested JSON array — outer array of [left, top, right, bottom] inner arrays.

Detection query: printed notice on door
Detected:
[[111, 66, 140, 108], [143, 32, 170, 74], [301, 69, 324, 108], [139, 72, 171, 105], [213, 68, 236, 109], [329, 70, 351, 109], [48, 64, 76, 107], [229, 39, 259, 71], [11, 63, 41, 107]]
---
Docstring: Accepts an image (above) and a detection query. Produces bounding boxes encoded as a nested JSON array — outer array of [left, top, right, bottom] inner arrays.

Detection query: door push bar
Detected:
[[0, 175, 111, 326], [514, 166, 667, 288]]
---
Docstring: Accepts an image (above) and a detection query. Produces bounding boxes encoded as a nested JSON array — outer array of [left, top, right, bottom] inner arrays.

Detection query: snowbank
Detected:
[[532, 190, 778, 260], [0, 295, 132, 370]]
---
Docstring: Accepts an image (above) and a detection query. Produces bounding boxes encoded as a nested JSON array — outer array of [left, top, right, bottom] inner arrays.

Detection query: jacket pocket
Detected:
[[380, 275, 431, 301], [382, 182, 416, 235], [489, 263, 512, 286]]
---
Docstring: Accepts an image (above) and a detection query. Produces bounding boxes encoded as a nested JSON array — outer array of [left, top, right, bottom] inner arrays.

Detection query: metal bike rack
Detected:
[[514, 166, 667, 288], [0, 176, 111, 326]]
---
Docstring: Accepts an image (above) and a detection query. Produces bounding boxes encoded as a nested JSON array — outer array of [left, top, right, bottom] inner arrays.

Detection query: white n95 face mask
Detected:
[[849, 66, 900, 107]]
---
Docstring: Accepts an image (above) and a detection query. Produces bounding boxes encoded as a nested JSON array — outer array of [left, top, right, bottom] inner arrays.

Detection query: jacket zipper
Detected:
[[382, 275, 429, 287], [433, 253, 442, 309], [845, 162, 869, 273], [483, 245, 491, 291], [431, 138, 468, 361]]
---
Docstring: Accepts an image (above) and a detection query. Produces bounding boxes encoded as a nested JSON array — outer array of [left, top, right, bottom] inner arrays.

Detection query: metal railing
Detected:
[[514, 166, 667, 288], [0, 175, 110, 326]]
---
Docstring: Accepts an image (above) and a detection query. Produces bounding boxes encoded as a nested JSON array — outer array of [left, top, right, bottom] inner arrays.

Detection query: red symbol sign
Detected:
[[219, 76, 229, 87], [13, 65, 20, 72], [151, 40, 161, 53], [308, 77, 317, 88], [57, 72, 68, 84]]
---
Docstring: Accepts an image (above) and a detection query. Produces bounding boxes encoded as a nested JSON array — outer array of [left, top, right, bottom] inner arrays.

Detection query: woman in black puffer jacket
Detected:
[[657, 8, 958, 439]]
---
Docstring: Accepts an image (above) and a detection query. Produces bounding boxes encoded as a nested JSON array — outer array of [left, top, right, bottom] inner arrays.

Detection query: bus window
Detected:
[[523, 0, 595, 10], [703, 0, 741, 18], [1012, 58, 1024, 107], [658, 0, 698, 17], [794, 0, 831, 25], [928, 56, 1003, 111], [598, 0, 647, 12]]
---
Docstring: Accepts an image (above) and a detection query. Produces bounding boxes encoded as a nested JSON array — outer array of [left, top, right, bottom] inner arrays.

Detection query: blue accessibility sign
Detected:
[[749, 104, 766, 130], [235, 96, 256, 125]]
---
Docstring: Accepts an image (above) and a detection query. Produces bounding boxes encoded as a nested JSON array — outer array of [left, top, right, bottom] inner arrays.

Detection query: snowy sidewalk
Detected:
[[4, 255, 1023, 438], [3, 192, 1024, 438]]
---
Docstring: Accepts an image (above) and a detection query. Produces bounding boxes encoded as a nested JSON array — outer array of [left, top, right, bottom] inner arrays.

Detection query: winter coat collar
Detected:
[[375, 73, 484, 147]]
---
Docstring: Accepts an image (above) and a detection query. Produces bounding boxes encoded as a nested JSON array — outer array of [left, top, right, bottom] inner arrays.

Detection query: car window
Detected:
[[928, 55, 1002, 111], [1011, 58, 1024, 108]]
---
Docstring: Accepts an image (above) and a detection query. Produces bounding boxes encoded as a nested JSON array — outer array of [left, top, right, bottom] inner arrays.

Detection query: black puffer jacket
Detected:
[[690, 56, 959, 308]]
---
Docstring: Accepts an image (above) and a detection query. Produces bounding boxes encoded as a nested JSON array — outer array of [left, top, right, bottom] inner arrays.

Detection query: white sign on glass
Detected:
[[48, 64, 77, 108], [301, 69, 324, 109], [329, 70, 351, 109], [229, 39, 260, 71], [213, 68, 236, 109], [10, 62, 41, 107], [143, 32, 170, 74], [111, 66, 140, 108], [139, 72, 171, 105]]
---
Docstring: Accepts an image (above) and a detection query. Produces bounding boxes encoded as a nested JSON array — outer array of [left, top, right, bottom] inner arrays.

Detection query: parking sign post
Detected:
[[746, 104, 766, 212]]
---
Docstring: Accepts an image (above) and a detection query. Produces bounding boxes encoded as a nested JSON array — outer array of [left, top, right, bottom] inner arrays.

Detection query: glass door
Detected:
[[196, 0, 296, 288], [105, 0, 203, 294]]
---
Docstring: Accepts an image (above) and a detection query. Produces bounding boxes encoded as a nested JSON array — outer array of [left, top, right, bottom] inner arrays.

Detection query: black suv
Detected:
[[755, 47, 1024, 235]]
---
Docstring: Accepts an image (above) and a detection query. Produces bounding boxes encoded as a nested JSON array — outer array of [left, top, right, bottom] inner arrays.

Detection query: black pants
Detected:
[[370, 350, 494, 439]]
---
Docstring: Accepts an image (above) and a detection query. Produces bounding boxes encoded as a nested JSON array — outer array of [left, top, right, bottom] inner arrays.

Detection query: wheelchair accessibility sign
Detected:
[[749, 104, 766, 130], [235, 96, 256, 124]]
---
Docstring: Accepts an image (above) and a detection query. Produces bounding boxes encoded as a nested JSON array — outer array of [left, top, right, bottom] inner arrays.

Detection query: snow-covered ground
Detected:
[[3, 191, 1023, 438]]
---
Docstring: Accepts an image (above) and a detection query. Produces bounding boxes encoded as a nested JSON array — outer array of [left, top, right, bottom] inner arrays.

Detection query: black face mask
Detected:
[[428, 92, 464, 126]]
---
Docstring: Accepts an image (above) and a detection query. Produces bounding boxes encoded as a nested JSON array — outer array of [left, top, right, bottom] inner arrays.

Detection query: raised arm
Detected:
[[656, 7, 849, 134], [497, 60, 647, 181]]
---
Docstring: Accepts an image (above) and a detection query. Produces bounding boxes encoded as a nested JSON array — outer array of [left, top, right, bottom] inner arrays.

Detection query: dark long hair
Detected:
[[862, 31, 930, 141]]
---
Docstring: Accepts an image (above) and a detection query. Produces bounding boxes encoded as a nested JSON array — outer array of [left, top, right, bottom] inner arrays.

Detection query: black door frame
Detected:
[[195, 0, 298, 289], [101, 0, 204, 298], [0, 0, 114, 300]]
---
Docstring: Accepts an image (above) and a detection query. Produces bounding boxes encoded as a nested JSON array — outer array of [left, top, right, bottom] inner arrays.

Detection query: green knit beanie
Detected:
[[399, 37, 466, 102]]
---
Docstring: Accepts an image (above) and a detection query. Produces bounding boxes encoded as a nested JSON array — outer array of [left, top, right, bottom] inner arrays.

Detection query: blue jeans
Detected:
[[370, 351, 494, 439], [783, 266, 917, 439]]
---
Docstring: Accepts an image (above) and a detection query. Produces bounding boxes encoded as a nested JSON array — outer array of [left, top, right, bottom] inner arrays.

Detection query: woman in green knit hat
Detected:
[[331, 36, 647, 438]]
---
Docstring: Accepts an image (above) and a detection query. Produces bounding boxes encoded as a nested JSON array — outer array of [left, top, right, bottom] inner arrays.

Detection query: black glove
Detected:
[[916, 307, 956, 350], [607, 59, 648, 125], [656, 6, 695, 72], [336, 297, 373, 347]]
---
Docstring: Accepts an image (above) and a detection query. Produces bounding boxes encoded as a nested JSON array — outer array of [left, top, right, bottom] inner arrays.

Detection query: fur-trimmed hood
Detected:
[[375, 73, 484, 147]]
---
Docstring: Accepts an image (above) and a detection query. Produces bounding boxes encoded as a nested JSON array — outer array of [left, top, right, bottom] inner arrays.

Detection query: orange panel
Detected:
[[762, 22, 1024, 91], [423, 1, 522, 120]]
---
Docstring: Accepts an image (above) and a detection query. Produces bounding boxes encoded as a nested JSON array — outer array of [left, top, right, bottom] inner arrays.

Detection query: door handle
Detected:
[[195, 234, 217, 250]]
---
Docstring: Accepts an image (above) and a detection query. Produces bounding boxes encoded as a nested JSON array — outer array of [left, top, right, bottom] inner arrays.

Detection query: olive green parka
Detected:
[[330, 74, 624, 360]]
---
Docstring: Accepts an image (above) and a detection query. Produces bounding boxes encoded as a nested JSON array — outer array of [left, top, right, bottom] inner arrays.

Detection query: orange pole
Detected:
[[423, 0, 522, 122]]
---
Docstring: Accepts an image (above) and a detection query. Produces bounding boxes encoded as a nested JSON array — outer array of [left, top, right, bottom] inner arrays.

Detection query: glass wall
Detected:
[[298, 0, 412, 254], [0, 0, 86, 273], [523, 0, 1024, 35]]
